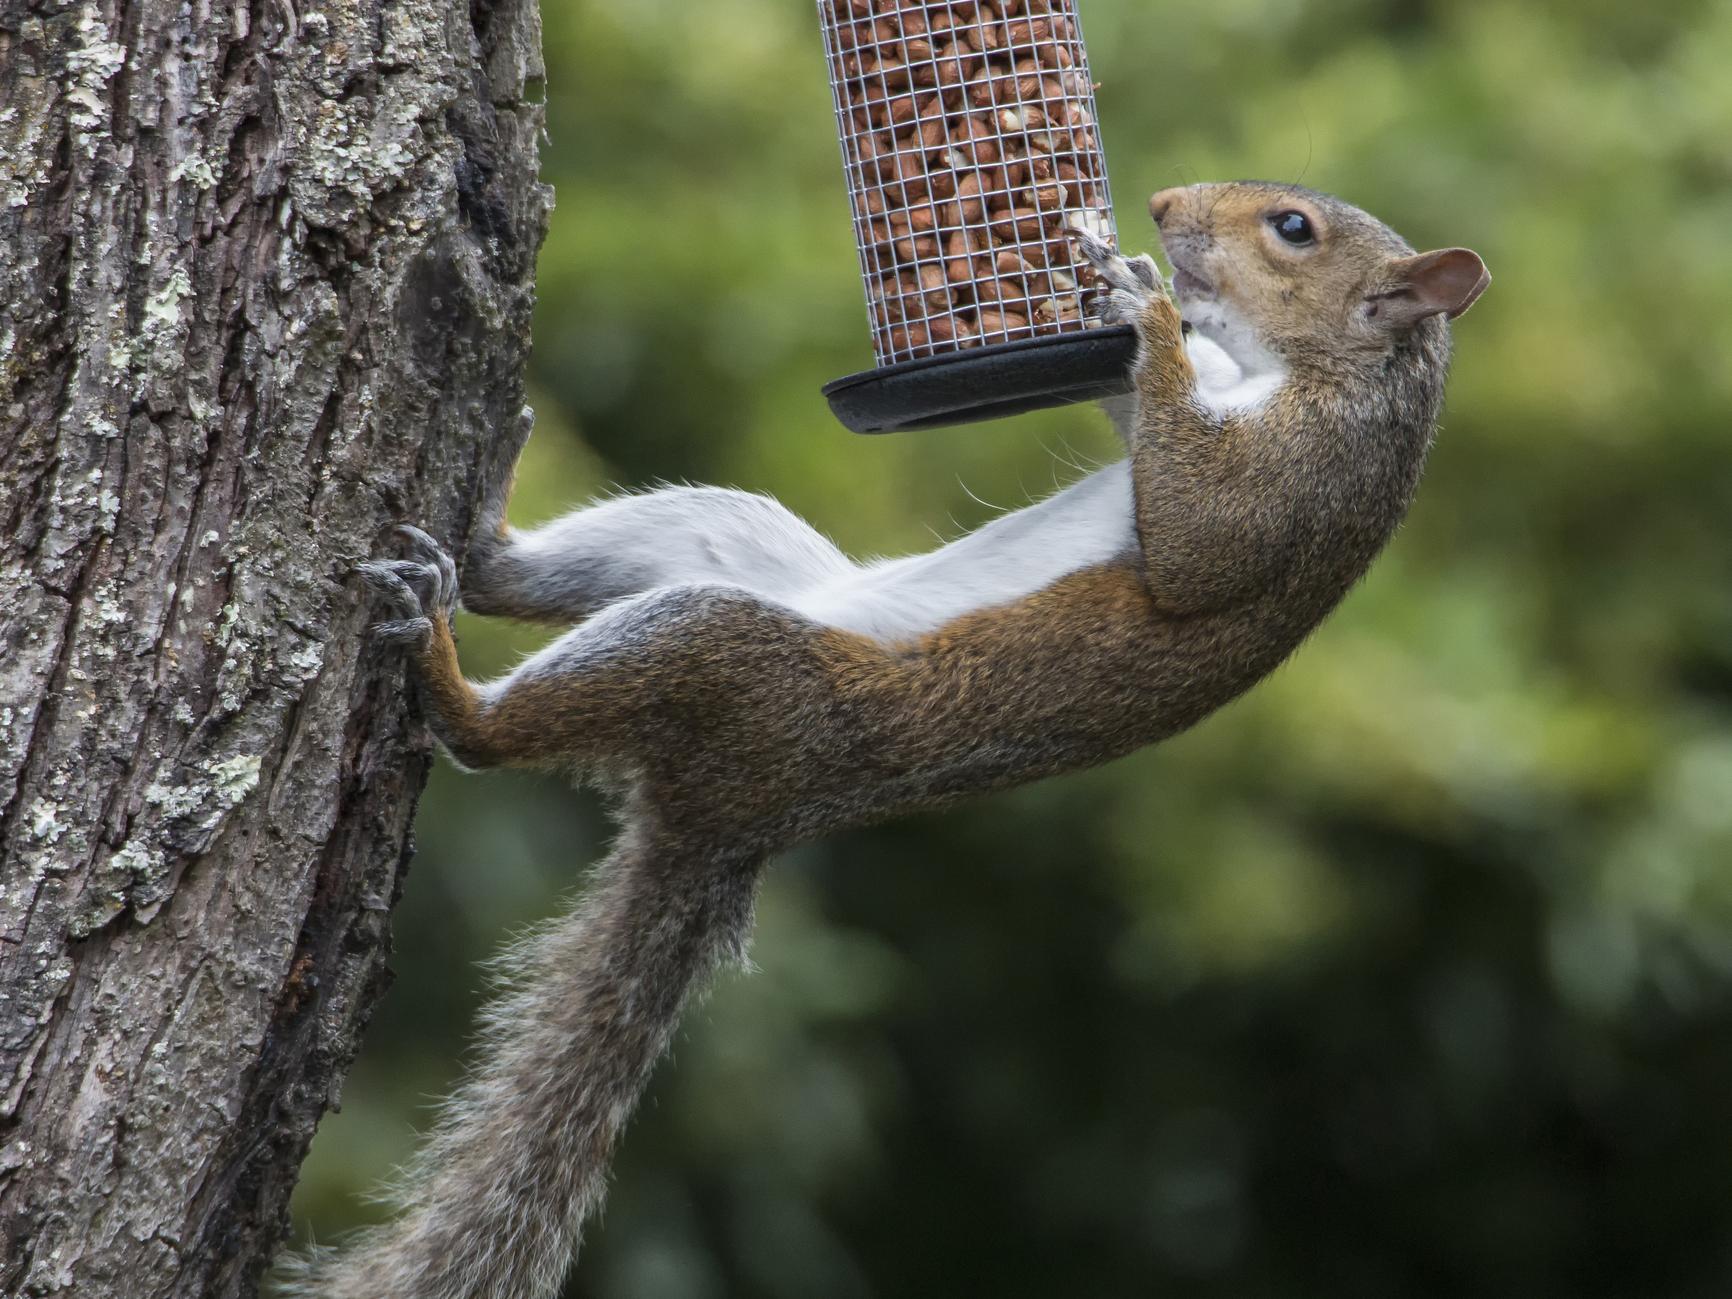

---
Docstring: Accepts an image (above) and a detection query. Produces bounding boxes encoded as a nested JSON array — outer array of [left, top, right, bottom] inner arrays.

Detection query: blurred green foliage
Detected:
[[289, 1, 1732, 1294]]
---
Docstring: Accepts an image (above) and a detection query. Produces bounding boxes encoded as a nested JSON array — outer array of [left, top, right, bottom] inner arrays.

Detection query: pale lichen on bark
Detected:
[[0, 0, 550, 1288]]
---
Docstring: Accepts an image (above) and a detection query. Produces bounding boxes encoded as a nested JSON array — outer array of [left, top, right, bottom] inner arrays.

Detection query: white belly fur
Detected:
[[791, 461, 1137, 643]]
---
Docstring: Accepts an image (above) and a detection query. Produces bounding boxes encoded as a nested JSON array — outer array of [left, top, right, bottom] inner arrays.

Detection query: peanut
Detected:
[[977, 308, 1031, 333]]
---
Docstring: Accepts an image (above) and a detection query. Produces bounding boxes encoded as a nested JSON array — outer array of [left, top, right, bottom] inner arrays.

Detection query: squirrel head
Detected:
[[1148, 181, 1489, 372]]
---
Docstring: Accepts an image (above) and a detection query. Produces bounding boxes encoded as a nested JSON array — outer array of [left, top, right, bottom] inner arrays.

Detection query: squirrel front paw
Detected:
[[357, 525, 459, 648], [1072, 231, 1183, 352]]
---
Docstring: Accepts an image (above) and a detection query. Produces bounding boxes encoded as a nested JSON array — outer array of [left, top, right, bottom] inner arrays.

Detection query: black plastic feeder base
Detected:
[[823, 326, 1138, 434]]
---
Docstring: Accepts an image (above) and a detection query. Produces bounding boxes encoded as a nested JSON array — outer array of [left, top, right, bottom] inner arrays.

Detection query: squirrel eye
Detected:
[[1270, 211, 1314, 245]]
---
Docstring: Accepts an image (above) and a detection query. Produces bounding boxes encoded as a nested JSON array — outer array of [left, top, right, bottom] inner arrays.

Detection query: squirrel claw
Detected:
[[1068, 228, 1116, 267], [1069, 230, 1168, 328], [358, 526, 460, 647], [1070, 230, 1164, 292], [395, 525, 459, 602], [357, 561, 434, 647]]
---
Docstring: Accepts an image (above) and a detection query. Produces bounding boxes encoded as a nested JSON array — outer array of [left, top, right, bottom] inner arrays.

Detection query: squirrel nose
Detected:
[[1148, 187, 1185, 225]]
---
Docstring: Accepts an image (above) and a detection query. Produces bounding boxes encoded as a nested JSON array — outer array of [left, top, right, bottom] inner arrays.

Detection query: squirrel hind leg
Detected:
[[361, 565, 711, 778], [462, 485, 855, 627], [357, 528, 456, 647]]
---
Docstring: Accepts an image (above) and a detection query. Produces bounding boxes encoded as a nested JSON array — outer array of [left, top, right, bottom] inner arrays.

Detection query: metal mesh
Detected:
[[817, 0, 1119, 367]]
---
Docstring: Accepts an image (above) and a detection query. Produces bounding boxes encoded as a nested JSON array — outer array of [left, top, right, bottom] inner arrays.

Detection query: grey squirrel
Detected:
[[288, 181, 1488, 1298]]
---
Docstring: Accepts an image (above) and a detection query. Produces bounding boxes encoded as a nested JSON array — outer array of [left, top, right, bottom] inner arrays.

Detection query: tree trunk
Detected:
[[0, 0, 548, 1289]]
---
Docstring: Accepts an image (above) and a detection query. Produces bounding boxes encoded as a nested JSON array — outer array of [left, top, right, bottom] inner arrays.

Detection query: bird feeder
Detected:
[[817, 0, 1135, 433]]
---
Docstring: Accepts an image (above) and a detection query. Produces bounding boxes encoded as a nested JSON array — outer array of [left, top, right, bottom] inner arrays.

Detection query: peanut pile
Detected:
[[823, 0, 1115, 363]]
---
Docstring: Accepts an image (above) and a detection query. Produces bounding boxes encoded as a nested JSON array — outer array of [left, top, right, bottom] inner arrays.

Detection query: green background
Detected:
[[289, 2, 1732, 1295]]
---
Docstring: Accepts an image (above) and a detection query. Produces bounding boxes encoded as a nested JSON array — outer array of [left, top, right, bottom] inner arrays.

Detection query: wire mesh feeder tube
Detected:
[[818, 0, 1136, 433]]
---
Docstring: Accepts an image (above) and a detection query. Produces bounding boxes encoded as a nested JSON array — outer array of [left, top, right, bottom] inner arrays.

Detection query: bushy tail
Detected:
[[279, 824, 764, 1299]]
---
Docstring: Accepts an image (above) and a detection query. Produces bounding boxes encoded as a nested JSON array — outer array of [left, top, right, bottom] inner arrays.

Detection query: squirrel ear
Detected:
[[1369, 248, 1490, 327]]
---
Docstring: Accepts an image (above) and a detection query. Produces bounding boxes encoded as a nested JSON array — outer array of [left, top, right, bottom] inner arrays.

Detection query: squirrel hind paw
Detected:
[[357, 561, 435, 647], [394, 525, 459, 602], [358, 526, 457, 647]]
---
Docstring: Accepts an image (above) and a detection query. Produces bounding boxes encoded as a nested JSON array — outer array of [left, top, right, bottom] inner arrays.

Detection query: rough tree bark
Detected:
[[0, 0, 549, 1289]]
